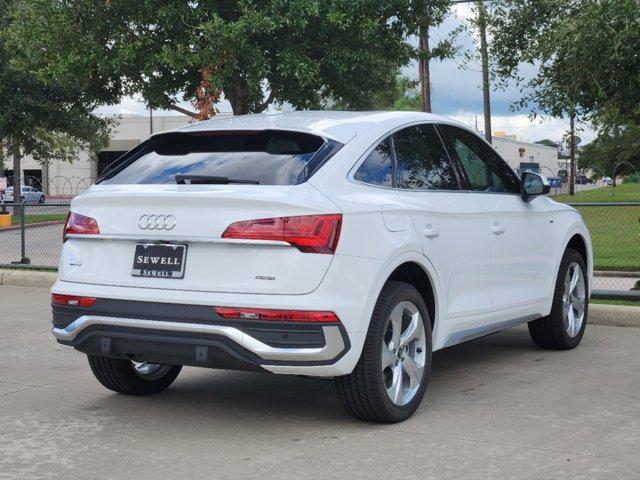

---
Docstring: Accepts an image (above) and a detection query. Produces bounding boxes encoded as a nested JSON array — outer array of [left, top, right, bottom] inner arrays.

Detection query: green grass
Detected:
[[571, 204, 640, 270], [552, 183, 640, 271], [553, 182, 640, 203], [9, 213, 67, 226]]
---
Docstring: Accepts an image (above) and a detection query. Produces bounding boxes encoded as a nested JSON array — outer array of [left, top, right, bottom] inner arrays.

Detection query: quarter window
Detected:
[[394, 125, 459, 190], [354, 138, 394, 187], [439, 125, 520, 194]]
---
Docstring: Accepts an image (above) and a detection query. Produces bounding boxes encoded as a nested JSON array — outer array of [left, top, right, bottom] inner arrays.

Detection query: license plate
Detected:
[[132, 244, 187, 279]]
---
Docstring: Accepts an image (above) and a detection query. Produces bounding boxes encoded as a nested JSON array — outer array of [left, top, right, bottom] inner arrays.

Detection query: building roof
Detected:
[[171, 110, 462, 144]]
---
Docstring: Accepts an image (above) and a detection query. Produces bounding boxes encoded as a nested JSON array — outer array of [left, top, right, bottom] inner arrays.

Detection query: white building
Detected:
[[6, 115, 561, 195], [492, 132, 560, 177]]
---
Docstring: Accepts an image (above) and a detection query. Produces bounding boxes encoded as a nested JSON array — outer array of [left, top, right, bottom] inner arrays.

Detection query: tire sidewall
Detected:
[[369, 282, 433, 420], [553, 249, 589, 348]]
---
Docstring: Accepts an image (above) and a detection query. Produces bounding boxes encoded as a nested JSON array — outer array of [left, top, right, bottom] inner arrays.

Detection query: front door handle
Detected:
[[490, 224, 506, 235], [423, 225, 439, 239]]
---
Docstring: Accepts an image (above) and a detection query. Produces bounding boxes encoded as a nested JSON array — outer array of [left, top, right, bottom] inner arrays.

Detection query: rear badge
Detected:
[[255, 275, 275, 281]]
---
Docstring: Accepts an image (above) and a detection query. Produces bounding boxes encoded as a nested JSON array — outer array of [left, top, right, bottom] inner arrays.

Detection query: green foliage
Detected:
[[5, 0, 428, 115], [487, 0, 640, 130], [329, 75, 423, 111], [0, 0, 109, 171], [579, 124, 640, 175]]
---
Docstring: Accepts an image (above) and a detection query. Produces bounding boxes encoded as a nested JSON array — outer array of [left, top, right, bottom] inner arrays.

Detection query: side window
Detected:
[[354, 138, 394, 187], [394, 124, 459, 190], [439, 125, 520, 194]]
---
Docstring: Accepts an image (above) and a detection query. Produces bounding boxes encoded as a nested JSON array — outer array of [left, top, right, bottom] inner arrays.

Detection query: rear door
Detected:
[[393, 124, 494, 324], [58, 130, 343, 295], [438, 125, 553, 311]]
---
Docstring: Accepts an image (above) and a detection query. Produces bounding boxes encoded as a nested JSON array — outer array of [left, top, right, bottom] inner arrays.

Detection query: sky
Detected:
[[98, 4, 595, 146]]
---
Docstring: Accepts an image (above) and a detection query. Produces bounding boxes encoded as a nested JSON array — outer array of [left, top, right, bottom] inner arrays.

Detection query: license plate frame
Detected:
[[131, 243, 187, 279]]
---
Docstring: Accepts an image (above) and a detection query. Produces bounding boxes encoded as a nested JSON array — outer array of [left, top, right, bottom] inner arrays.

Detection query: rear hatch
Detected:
[[58, 130, 343, 295]]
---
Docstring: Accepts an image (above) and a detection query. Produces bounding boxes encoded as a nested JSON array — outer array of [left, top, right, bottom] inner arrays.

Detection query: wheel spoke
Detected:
[[400, 313, 420, 346], [567, 307, 576, 337], [402, 355, 422, 390], [381, 343, 395, 369], [569, 267, 580, 294], [387, 364, 403, 405], [573, 296, 585, 317], [389, 304, 403, 348]]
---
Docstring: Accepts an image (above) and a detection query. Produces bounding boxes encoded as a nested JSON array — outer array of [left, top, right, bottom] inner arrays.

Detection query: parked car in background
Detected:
[[603, 177, 614, 186], [51, 111, 592, 423], [1, 186, 46, 203], [576, 174, 589, 185]]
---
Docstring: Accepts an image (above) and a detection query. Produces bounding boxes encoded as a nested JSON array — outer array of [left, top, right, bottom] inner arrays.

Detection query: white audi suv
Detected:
[[51, 111, 592, 422]]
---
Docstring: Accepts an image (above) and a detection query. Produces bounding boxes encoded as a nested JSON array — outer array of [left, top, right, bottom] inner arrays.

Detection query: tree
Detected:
[[6, 0, 422, 116], [484, 0, 639, 194], [0, 0, 109, 215], [535, 139, 559, 149], [579, 124, 640, 176], [488, 0, 640, 131], [411, 0, 458, 113]]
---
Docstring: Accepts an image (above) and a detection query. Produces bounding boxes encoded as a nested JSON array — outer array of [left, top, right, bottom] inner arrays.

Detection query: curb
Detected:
[[588, 304, 640, 328], [0, 269, 58, 288], [0, 220, 65, 233], [1, 269, 639, 328]]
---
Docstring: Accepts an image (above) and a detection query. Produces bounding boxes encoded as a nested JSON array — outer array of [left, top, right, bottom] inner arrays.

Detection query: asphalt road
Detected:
[[1, 285, 639, 479]]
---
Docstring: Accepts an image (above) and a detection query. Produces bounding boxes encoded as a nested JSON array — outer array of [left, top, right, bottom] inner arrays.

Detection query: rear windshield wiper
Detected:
[[175, 175, 260, 185]]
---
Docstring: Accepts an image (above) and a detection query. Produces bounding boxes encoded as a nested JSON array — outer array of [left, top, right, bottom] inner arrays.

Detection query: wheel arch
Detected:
[[369, 252, 443, 345], [555, 228, 593, 297]]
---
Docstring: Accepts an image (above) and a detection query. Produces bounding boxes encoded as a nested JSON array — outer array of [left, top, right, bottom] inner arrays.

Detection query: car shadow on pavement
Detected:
[[77, 326, 542, 426]]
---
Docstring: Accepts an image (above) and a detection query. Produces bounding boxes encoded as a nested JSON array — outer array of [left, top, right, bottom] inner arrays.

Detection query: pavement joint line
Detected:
[[375, 426, 638, 463]]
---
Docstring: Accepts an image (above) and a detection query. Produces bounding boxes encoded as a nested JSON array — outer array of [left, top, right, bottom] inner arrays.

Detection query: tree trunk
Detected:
[[477, 1, 492, 144], [569, 112, 576, 196], [225, 78, 248, 115], [418, 26, 432, 113]]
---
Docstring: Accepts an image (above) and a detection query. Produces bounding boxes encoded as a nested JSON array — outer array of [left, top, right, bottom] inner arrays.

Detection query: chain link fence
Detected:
[[568, 202, 640, 298], [0, 201, 638, 299], [0, 203, 69, 268]]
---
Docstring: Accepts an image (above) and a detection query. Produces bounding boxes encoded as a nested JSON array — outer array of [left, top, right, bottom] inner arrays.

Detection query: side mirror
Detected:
[[521, 171, 550, 202]]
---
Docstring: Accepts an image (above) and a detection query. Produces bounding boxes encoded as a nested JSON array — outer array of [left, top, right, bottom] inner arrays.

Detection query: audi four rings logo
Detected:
[[138, 214, 176, 230]]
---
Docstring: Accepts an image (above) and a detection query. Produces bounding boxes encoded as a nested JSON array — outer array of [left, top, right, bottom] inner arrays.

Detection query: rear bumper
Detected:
[[52, 298, 350, 372]]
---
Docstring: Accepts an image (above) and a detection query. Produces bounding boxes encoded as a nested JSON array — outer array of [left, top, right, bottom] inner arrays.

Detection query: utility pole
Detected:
[[477, 0, 492, 144], [569, 112, 576, 196], [451, 0, 492, 143], [149, 108, 154, 135], [418, 27, 432, 113]]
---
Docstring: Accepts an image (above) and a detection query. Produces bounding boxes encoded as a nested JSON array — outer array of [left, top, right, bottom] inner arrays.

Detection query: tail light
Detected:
[[222, 214, 341, 254], [215, 306, 339, 323], [52, 294, 96, 307], [63, 212, 99, 242]]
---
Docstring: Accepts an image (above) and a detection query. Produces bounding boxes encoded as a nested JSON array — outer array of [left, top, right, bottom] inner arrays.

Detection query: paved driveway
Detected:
[[1, 285, 639, 479]]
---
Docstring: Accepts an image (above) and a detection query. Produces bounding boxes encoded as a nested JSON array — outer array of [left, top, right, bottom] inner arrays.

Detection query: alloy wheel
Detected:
[[131, 361, 173, 380], [562, 261, 586, 337], [381, 301, 427, 406]]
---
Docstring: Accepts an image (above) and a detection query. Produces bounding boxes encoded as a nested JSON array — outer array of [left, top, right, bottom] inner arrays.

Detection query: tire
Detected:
[[528, 248, 588, 350], [39, 195, 45, 204], [335, 281, 432, 423], [87, 355, 182, 395]]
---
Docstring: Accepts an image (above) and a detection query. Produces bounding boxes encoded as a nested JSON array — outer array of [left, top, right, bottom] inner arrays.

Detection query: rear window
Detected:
[[97, 130, 341, 186]]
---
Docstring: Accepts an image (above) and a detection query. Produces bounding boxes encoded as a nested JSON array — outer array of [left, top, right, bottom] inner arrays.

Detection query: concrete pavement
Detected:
[[1, 285, 639, 479]]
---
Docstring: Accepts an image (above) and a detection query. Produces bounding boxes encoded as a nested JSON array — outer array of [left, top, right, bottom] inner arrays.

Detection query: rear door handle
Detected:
[[490, 225, 506, 235]]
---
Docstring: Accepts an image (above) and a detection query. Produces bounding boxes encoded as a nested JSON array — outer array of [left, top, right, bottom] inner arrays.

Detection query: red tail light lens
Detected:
[[52, 294, 96, 307], [215, 306, 339, 323], [222, 214, 342, 254], [63, 212, 99, 242]]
